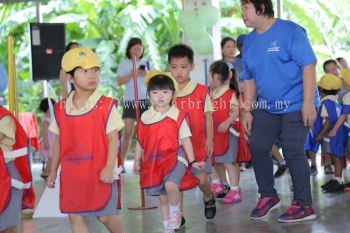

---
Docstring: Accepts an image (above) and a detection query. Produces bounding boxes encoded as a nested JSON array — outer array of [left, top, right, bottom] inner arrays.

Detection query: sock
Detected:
[[212, 179, 221, 185], [334, 176, 344, 184], [163, 220, 168, 228], [278, 159, 286, 166], [169, 203, 180, 214], [230, 185, 240, 191]]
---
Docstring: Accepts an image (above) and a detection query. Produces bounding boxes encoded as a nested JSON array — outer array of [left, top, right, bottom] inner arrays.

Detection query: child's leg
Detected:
[[309, 151, 317, 167], [210, 165, 221, 183], [97, 215, 124, 233], [68, 214, 89, 233], [164, 182, 180, 205], [223, 163, 240, 188], [194, 173, 212, 201], [216, 163, 227, 185], [334, 157, 344, 181], [159, 194, 169, 228]]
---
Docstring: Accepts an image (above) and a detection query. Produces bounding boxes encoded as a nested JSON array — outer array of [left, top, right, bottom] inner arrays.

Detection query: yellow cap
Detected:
[[340, 69, 350, 86], [318, 74, 342, 90], [144, 69, 179, 91], [61, 47, 100, 72]]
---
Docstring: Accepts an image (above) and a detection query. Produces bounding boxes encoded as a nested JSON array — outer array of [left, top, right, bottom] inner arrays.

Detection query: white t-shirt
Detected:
[[117, 59, 151, 101]]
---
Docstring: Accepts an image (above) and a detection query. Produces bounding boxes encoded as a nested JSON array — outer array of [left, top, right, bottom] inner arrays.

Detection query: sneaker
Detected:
[[344, 183, 350, 191], [322, 179, 344, 193], [324, 165, 334, 174], [174, 217, 185, 231], [250, 197, 281, 220], [211, 183, 225, 198], [274, 165, 288, 178], [168, 211, 182, 229], [223, 190, 242, 204], [310, 165, 318, 176], [278, 201, 316, 223], [203, 193, 216, 219], [321, 179, 335, 189], [217, 184, 230, 199]]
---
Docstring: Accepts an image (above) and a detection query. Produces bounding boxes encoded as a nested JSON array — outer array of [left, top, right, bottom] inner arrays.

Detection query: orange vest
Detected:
[[54, 96, 121, 212], [212, 89, 235, 156], [175, 84, 209, 162], [0, 107, 35, 213], [137, 114, 199, 191]]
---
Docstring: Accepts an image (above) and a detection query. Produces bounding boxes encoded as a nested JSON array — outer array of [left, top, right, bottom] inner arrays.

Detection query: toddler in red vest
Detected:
[[133, 69, 203, 233], [46, 47, 124, 233]]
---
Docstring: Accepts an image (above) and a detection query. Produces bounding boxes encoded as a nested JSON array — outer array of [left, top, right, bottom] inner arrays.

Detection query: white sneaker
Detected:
[[168, 211, 182, 229]]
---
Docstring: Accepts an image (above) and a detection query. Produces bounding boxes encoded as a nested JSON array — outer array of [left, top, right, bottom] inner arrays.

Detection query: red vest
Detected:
[[137, 113, 199, 191], [0, 107, 35, 214], [212, 89, 235, 156], [55, 96, 121, 212], [175, 84, 209, 162]]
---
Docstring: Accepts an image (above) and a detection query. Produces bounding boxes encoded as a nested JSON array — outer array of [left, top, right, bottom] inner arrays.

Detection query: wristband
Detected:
[[189, 160, 197, 167]]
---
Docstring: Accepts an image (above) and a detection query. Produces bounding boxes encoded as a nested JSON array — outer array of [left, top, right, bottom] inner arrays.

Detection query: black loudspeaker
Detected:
[[30, 23, 66, 81]]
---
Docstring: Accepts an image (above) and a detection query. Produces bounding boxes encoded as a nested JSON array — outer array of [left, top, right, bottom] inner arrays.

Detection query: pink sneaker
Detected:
[[168, 211, 182, 229], [211, 183, 225, 198], [223, 190, 242, 204]]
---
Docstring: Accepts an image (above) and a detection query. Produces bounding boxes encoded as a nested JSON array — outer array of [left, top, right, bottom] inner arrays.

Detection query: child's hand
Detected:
[[47, 171, 57, 188], [315, 134, 323, 142], [133, 159, 141, 175], [328, 129, 337, 138], [100, 166, 114, 183], [218, 121, 230, 133], [191, 161, 205, 170], [137, 69, 147, 77]]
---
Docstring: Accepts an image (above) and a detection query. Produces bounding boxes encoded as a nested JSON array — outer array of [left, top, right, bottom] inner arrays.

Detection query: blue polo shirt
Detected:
[[242, 19, 320, 114]]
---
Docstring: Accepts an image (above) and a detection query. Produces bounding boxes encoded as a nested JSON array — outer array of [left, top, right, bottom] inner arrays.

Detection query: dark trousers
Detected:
[[249, 110, 312, 206]]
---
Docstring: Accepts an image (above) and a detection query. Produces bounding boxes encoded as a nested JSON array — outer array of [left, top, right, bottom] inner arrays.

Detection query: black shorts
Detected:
[[122, 99, 150, 119]]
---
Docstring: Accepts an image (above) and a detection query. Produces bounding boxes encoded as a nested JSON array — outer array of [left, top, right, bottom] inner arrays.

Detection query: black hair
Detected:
[[126, 38, 144, 59], [209, 60, 240, 98], [147, 75, 175, 93], [39, 98, 56, 113], [318, 87, 340, 96], [336, 57, 346, 63], [241, 0, 274, 18], [65, 42, 80, 52], [168, 44, 194, 64], [323, 59, 338, 73]]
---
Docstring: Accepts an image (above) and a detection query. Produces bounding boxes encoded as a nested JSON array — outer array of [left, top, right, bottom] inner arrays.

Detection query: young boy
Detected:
[[316, 74, 347, 193], [47, 47, 124, 233], [168, 44, 216, 226], [0, 106, 35, 232]]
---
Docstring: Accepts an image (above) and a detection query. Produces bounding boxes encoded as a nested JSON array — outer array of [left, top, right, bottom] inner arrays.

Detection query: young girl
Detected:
[[209, 60, 242, 204], [47, 47, 124, 233], [39, 98, 56, 180], [133, 69, 203, 233], [116, 37, 152, 171]]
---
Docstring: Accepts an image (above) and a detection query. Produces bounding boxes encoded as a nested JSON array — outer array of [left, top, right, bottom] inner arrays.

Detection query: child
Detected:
[[133, 69, 202, 233], [329, 69, 350, 190], [47, 47, 124, 233], [209, 60, 242, 204], [168, 44, 216, 225], [315, 74, 347, 193], [39, 98, 56, 180], [0, 106, 35, 232]]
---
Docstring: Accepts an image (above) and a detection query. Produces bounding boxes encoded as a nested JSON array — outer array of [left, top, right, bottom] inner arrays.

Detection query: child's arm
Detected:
[[218, 104, 239, 133], [205, 112, 213, 157], [42, 120, 50, 149], [181, 137, 205, 170], [47, 135, 60, 188], [100, 129, 118, 184], [316, 118, 330, 142], [133, 141, 142, 175], [329, 115, 347, 137]]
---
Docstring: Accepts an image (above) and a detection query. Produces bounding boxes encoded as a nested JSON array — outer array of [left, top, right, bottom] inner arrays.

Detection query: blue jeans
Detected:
[[249, 110, 312, 206]]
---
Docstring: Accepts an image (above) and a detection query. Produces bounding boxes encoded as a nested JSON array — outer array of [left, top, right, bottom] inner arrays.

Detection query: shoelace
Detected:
[[286, 205, 301, 214], [256, 198, 269, 209]]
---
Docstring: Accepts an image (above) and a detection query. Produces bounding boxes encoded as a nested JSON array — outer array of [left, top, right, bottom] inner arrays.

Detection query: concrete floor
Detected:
[[19, 160, 350, 233]]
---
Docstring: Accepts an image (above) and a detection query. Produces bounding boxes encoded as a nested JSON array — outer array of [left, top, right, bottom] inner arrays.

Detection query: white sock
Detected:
[[169, 203, 180, 214], [230, 185, 240, 191], [334, 177, 344, 184], [279, 159, 286, 166], [212, 179, 221, 185], [163, 220, 168, 228]]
